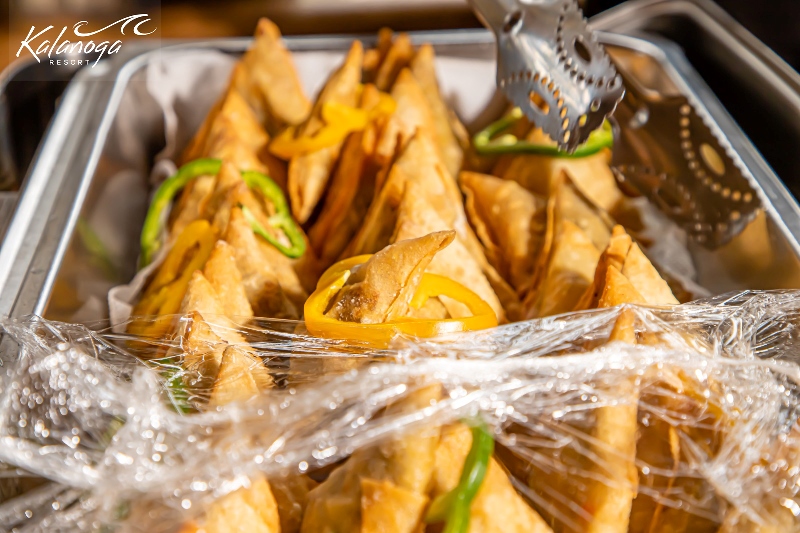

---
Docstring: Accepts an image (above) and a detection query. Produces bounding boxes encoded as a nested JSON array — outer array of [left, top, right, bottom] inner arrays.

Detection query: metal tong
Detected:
[[470, 0, 625, 152], [470, 0, 760, 247], [610, 64, 760, 248]]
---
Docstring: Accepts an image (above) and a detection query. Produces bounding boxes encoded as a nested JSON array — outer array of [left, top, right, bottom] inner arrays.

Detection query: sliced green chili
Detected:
[[140, 158, 223, 267], [425, 420, 494, 533], [473, 107, 613, 157], [152, 357, 193, 414], [139, 158, 305, 267], [241, 170, 306, 258]]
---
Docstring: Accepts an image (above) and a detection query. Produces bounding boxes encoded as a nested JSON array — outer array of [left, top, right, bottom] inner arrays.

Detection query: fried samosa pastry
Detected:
[[522, 174, 613, 317], [285, 41, 363, 223], [195, 474, 281, 533], [203, 240, 254, 319], [301, 384, 442, 533], [177, 272, 272, 402], [461, 171, 546, 292], [170, 174, 217, 240], [393, 184, 505, 320], [362, 27, 395, 80], [373, 32, 414, 91], [432, 423, 553, 533], [208, 345, 273, 407], [308, 84, 384, 267], [181, 87, 287, 188], [326, 231, 455, 324], [232, 18, 311, 134], [345, 132, 509, 321], [621, 243, 679, 306], [225, 208, 303, 318], [375, 69, 439, 167], [577, 225, 679, 311], [492, 127, 624, 216], [525, 219, 601, 318], [410, 44, 465, 177], [628, 369, 726, 533], [579, 308, 640, 533]]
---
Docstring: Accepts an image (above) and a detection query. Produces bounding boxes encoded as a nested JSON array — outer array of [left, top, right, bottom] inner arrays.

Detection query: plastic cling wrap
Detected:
[[1, 292, 800, 532]]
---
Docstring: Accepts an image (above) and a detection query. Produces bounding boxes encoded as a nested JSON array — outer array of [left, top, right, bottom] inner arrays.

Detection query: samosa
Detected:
[[283, 41, 364, 223], [409, 44, 465, 177], [493, 126, 624, 216], [308, 84, 384, 267], [301, 385, 442, 533], [326, 231, 455, 324], [432, 423, 553, 533], [461, 171, 546, 292], [231, 18, 311, 134]]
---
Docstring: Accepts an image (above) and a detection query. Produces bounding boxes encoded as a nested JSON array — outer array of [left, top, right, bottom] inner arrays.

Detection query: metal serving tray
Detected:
[[1, 30, 800, 326], [591, 0, 800, 204]]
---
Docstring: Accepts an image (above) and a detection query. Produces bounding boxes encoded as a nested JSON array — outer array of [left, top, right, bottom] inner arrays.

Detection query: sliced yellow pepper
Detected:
[[269, 93, 396, 160], [304, 255, 498, 347], [129, 219, 216, 339]]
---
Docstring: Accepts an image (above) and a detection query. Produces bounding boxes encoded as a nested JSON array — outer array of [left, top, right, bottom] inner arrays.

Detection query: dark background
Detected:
[[586, 0, 800, 70]]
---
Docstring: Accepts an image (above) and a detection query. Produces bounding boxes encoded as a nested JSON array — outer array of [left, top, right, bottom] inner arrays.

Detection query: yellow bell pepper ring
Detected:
[[304, 255, 498, 347]]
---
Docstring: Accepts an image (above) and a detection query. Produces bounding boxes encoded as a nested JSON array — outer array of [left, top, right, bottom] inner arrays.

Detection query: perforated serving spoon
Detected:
[[469, 0, 625, 152], [610, 64, 760, 248]]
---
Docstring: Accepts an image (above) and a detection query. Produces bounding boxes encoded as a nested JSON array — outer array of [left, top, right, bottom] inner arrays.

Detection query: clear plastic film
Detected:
[[1, 292, 800, 532]]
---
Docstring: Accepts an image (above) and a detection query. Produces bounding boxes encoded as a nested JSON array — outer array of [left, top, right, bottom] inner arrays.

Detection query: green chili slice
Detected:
[[425, 420, 494, 533], [139, 158, 305, 267], [152, 357, 193, 414], [241, 170, 306, 259], [473, 107, 613, 157]]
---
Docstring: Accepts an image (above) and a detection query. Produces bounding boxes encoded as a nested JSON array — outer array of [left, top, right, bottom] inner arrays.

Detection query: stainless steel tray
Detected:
[[591, 0, 800, 205], [1, 30, 800, 326]]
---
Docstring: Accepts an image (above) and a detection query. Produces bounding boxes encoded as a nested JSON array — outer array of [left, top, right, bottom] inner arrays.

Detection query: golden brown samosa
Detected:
[[410, 44, 465, 177], [197, 474, 281, 533], [577, 225, 678, 311], [326, 231, 455, 324], [373, 32, 414, 91], [344, 132, 511, 321], [461, 171, 546, 292], [493, 126, 624, 216], [285, 41, 364, 223], [580, 308, 640, 533], [362, 27, 395, 81], [393, 183, 505, 321], [307, 84, 384, 267], [232, 18, 311, 134], [432, 424, 553, 533], [181, 88, 287, 188], [525, 219, 601, 318], [208, 345, 273, 407], [375, 69, 439, 166], [522, 174, 613, 315], [621, 243, 679, 306], [177, 271, 272, 403], [301, 384, 442, 533], [202, 240, 254, 319], [225, 207, 304, 318]]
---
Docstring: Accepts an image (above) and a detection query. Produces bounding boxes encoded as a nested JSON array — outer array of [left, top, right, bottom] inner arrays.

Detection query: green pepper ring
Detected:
[[425, 419, 495, 533], [139, 158, 305, 268], [473, 107, 614, 157]]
